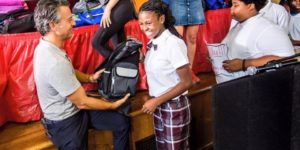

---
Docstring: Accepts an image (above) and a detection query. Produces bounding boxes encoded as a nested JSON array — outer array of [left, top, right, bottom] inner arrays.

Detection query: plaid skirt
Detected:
[[153, 95, 191, 150]]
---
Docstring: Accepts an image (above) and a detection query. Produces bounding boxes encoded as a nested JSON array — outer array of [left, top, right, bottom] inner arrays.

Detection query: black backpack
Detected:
[[97, 39, 142, 100]]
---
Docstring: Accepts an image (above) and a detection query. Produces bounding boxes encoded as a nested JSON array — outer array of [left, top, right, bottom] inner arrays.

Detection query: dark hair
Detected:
[[240, 0, 267, 12], [34, 0, 69, 35], [139, 0, 182, 38], [279, 0, 288, 5]]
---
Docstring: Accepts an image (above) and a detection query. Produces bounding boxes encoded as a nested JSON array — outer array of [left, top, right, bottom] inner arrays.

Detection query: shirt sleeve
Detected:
[[289, 16, 300, 40], [47, 61, 81, 97], [167, 37, 189, 69], [256, 26, 295, 57], [276, 5, 289, 33]]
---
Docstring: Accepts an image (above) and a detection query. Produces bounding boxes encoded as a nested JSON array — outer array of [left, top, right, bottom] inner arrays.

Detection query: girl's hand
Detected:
[[100, 9, 112, 28], [223, 59, 243, 72], [142, 98, 159, 115]]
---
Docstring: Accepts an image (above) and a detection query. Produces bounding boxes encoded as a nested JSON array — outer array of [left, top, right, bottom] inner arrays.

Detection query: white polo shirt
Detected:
[[289, 13, 300, 50], [144, 29, 189, 97], [230, 0, 289, 33], [221, 14, 295, 82], [259, 0, 289, 33], [224, 14, 294, 59]]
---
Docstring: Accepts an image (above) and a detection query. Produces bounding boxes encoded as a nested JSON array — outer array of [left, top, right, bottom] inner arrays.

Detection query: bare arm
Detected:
[[291, 39, 300, 46], [100, 0, 119, 28], [67, 86, 129, 110], [75, 70, 91, 83], [75, 69, 104, 83], [223, 55, 282, 72], [142, 64, 193, 114]]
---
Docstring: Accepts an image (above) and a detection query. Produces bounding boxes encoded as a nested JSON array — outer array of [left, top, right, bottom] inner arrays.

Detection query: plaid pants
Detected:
[[153, 95, 191, 150]]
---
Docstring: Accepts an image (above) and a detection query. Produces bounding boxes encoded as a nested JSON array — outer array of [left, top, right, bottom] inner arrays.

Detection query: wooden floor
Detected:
[[0, 72, 216, 150]]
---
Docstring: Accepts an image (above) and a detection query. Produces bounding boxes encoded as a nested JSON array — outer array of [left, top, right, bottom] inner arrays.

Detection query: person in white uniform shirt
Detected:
[[282, 0, 300, 52], [138, 1, 193, 149], [260, 0, 290, 32], [220, 0, 295, 83], [230, 0, 289, 33]]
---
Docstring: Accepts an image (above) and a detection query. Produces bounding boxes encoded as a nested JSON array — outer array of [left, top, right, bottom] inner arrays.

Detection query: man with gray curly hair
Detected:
[[33, 0, 130, 149]]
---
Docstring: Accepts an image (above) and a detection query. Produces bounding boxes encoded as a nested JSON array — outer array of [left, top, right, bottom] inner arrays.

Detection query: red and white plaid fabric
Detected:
[[153, 95, 191, 150]]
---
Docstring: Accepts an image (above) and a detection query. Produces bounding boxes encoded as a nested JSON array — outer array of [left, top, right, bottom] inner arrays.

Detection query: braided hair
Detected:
[[139, 0, 182, 38]]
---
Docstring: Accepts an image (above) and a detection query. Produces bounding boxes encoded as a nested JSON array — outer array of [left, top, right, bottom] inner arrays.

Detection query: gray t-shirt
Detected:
[[34, 39, 81, 120]]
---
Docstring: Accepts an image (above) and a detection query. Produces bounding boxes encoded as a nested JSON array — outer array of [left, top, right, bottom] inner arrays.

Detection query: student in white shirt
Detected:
[[282, 0, 300, 51], [138, 1, 193, 149], [230, 0, 289, 33], [220, 0, 295, 83], [260, 0, 290, 32]]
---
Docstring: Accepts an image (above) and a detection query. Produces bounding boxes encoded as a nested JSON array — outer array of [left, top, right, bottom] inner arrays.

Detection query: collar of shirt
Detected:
[[40, 38, 67, 58], [259, 0, 272, 14], [147, 29, 172, 51], [291, 12, 300, 17], [236, 14, 262, 28]]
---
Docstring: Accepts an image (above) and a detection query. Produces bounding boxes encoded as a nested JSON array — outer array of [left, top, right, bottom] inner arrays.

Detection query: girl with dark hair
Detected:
[[138, 1, 193, 149], [218, 0, 295, 83]]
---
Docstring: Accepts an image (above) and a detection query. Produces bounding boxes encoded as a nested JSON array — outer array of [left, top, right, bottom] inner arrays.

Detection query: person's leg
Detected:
[[175, 25, 200, 83], [175, 26, 184, 36], [185, 25, 199, 67], [41, 111, 89, 150], [110, 27, 126, 49], [89, 110, 130, 150], [185, 25, 200, 83], [92, 0, 134, 58]]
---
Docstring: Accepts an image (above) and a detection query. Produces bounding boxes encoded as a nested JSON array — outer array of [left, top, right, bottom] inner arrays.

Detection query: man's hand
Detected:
[[89, 69, 105, 83], [223, 59, 243, 73], [111, 93, 130, 109]]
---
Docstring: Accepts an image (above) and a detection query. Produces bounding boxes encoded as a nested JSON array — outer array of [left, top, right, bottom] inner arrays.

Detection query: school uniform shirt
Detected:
[[221, 14, 295, 82], [289, 13, 300, 50], [259, 0, 289, 33], [230, 0, 289, 33], [144, 29, 189, 97]]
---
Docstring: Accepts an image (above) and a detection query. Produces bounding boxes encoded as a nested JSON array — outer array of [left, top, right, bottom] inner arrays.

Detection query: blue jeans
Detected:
[[42, 110, 130, 150]]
